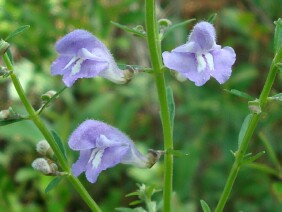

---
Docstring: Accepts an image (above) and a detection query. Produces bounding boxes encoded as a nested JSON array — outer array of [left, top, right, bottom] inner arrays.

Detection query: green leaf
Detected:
[[274, 18, 282, 54], [5, 25, 30, 41], [166, 148, 189, 157], [0, 118, 26, 126], [207, 13, 217, 24], [51, 130, 67, 159], [125, 191, 140, 197], [45, 177, 62, 193], [243, 151, 265, 164], [162, 18, 196, 40], [6, 48, 14, 65], [111, 21, 146, 38], [224, 89, 254, 100], [166, 86, 175, 130], [272, 182, 282, 201], [200, 200, 211, 212], [129, 200, 143, 206], [238, 114, 252, 148]]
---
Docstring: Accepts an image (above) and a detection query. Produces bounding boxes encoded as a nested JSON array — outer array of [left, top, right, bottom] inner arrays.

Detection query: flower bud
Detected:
[[0, 39, 10, 55], [36, 140, 53, 156], [158, 19, 172, 28], [31, 158, 58, 175], [31, 158, 52, 175], [41, 90, 57, 103]]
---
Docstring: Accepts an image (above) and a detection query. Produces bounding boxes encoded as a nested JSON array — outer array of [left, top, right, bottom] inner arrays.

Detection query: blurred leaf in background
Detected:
[[1, 0, 282, 211]]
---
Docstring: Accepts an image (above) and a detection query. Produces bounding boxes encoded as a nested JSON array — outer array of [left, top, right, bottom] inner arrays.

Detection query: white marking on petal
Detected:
[[196, 53, 206, 73], [204, 53, 214, 71], [70, 58, 84, 75], [89, 148, 105, 168], [63, 56, 79, 70], [92, 149, 104, 168]]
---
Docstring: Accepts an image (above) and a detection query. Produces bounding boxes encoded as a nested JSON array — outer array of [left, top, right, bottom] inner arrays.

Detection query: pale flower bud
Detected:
[[36, 140, 53, 156], [31, 158, 52, 175], [31, 158, 58, 175]]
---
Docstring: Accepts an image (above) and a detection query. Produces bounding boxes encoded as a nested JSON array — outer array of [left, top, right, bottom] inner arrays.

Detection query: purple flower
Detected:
[[162, 21, 236, 86], [51, 29, 126, 87], [68, 120, 158, 183]]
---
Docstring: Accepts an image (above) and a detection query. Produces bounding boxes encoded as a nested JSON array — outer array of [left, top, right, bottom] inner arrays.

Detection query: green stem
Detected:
[[2, 53, 101, 212], [215, 47, 282, 212], [145, 1, 174, 211]]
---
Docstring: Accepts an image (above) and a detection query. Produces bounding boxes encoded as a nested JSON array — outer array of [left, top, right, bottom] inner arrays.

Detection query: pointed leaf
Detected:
[[51, 130, 67, 159], [5, 25, 30, 41], [6, 48, 14, 65], [207, 13, 217, 24], [200, 200, 211, 212], [111, 21, 146, 38], [224, 89, 254, 100], [274, 18, 282, 54], [0, 118, 26, 126], [125, 191, 140, 197], [238, 114, 252, 148], [166, 86, 175, 130], [129, 200, 143, 206], [45, 176, 62, 193], [244, 151, 265, 164], [162, 18, 196, 40]]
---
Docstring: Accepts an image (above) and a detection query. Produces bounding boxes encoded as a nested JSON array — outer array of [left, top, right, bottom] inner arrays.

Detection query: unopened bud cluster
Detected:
[[32, 140, 59, 176], [31, 158, 58, 175]]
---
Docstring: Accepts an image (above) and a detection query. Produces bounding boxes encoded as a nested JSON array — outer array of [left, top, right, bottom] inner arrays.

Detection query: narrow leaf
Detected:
[[274, 18, 282, 53], [238, 114, 252, 148], [0, 118, 26, 126], [207, 13, 217, 24], [51, 130, 67, 159], [162, 18, 196, 40], [166, 86, 175, 130], [200, 200, 211, 212], [45, 176, 62, 193], [7, 48, 14, 65], [125, 191, 140, 197], [5, 25, 30, 41], [129, 200, 143, 206], [111, 21, 146, 38], [224, 89, 254, 100], [243, 151, 265, 164]]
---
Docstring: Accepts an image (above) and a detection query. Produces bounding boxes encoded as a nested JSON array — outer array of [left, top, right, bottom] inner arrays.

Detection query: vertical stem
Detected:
[[2, 53, 101, 212], [215, 48, 282, 212], [145, 1, 174, 211]]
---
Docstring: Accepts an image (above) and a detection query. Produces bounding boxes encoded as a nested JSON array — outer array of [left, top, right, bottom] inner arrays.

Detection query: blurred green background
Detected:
[[1, 0, 282, 211]]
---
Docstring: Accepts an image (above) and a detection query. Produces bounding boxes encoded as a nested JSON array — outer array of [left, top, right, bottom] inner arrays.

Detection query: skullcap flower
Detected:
[[162, 21, 236, 86], [68, 120, 159, 183], [51, 29, 125, 87]]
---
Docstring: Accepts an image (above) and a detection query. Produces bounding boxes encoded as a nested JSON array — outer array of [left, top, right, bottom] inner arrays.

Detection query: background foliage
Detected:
[[1, 0, 282, 211]]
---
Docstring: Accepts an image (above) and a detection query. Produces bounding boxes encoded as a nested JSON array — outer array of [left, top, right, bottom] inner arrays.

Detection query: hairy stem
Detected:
[[2, 53, 101, 212], [145, 1, 174, 211]]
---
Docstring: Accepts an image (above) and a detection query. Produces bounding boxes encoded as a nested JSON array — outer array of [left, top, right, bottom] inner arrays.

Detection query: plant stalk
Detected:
[[2, 53, 101, 212], [145, 1, 174, 211]]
